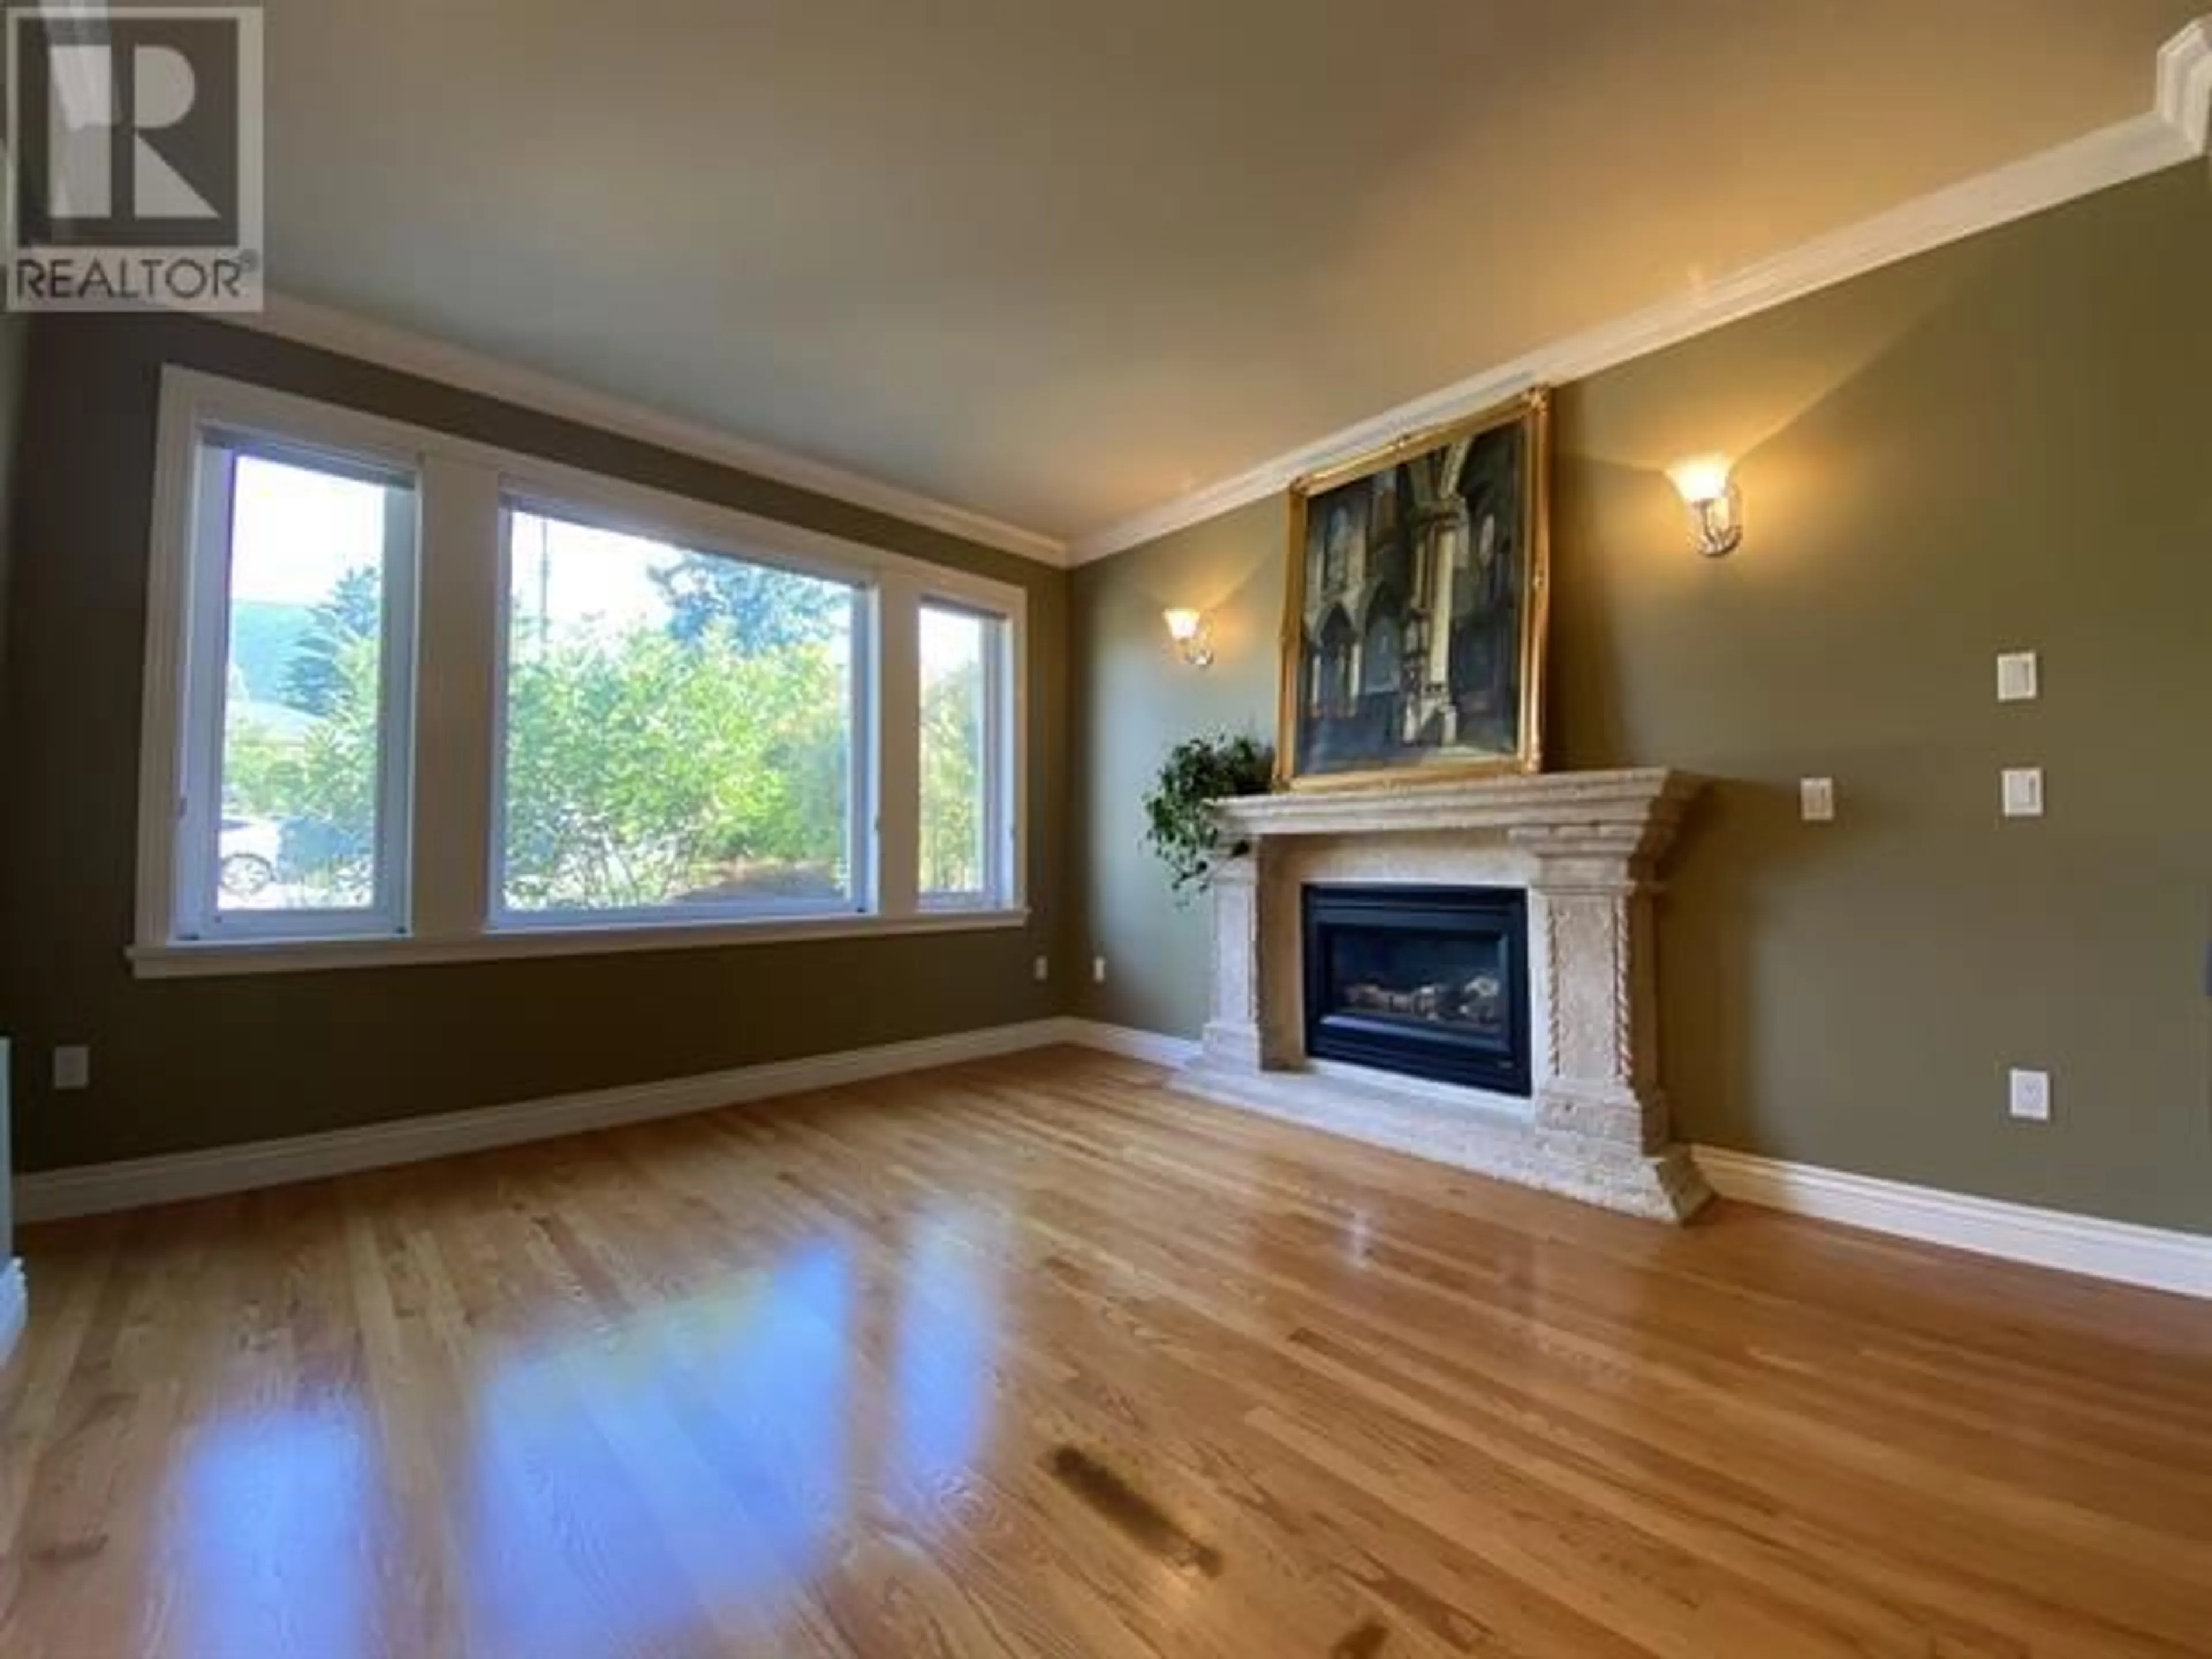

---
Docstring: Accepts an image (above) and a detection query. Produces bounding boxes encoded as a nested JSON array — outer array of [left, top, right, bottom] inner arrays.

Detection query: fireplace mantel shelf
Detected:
[[1177, 766, 1712, 1222], [1213, 768, 1699, 863]]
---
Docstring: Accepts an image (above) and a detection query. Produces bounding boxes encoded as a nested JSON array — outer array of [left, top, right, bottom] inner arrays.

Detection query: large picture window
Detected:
[[497, 505, 863, 922], [175, 433, 416, 939], [135, 370, 1024, 973]]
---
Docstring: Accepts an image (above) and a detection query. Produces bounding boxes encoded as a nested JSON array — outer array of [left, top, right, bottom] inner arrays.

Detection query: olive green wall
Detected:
[[0, 314, 27, 1253], [0, 314, 1069, 1175], [1071, 164, 2212, 1234]]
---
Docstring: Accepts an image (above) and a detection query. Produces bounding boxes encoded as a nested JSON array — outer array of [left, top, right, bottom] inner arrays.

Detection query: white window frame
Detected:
[[142, 399, 425, 947], [917, 597, 1017, 912], [487, 490, 877, 931], [133, 368, 1028, 977]]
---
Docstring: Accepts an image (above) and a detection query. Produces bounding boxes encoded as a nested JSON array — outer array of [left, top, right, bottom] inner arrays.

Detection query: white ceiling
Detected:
[[259, 1, 2205, 549]]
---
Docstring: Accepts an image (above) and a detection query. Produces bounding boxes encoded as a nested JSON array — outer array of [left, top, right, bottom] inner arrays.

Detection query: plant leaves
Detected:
[[1141, 732, 1274, 903]]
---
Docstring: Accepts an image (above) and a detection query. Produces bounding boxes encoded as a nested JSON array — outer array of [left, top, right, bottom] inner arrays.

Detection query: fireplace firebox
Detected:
[[1301, 884, 1532, 1096]]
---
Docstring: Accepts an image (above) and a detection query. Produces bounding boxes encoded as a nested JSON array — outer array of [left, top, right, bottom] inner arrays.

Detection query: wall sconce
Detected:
[[1667, 454, 1743, 558], [1162, 608, 1214, 668]]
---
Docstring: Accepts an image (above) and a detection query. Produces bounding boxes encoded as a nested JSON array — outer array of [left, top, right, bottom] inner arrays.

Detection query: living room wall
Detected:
[[0, 315, 1069, 1173], [0, 313, 27, 1253], [1070, 163, 2212, 1235]]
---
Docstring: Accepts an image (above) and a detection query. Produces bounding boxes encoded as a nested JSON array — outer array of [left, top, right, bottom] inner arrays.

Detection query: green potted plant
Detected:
[[1142, 732, 1275, 902]]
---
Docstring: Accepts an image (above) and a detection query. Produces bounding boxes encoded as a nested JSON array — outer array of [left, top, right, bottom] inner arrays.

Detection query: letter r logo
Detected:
[[44, 39, 218, 224], [43, 44, 113, 219], [6, 6, 262, 310], [130, 43, 221, 219]]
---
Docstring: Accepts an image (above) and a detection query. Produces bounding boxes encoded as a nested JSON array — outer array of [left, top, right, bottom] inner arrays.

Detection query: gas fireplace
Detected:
[[1301, 884, 1531, 1096]]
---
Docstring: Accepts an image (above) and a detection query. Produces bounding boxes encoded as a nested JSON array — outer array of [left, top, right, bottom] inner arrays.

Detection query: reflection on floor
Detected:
[[3, 1047, 2210, 1657]]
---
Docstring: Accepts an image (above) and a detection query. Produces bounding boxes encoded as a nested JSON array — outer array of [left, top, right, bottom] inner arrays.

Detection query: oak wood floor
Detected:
[[4, 1047, 2210, 1658]]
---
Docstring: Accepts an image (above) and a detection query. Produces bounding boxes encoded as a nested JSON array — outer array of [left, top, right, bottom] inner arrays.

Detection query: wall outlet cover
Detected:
[[2008, 1067, 2051, 1122], [1799, 777, 1836, 823], [1996, 650, 2040, 703], [2001, 767, 2045, 819], [1032, 955, 1051, 983], [53, 1044, 90, 1091], [1091, 956, 1108, 984]]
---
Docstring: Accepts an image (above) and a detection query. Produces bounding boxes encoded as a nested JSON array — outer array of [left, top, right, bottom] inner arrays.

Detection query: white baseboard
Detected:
[[1694, 1146, 2212, 1301], [0, 1259, 25, 1372], [13, 1019, 1072, 1224], [1056, 1019, 1203, 1069], [18, 1017, 2202, 1303]]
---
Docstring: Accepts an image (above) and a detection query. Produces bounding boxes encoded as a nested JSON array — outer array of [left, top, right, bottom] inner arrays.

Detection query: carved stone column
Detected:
[[1515, 822, 1709, 1221], [1198, 851, 1264, 1074]]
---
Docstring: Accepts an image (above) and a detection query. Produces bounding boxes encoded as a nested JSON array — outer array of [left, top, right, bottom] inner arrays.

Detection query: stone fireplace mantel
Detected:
[[1173, 767, 1711, 1222]]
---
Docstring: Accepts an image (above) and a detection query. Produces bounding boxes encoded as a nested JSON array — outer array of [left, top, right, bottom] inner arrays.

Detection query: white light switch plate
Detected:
[[1091, 956, 1108, 984], [2008, 1067, 2051, 1122], [1996, 650, 2039, 703], [1799, 777, 1836, 823], [2001, 767, 2044, 818]]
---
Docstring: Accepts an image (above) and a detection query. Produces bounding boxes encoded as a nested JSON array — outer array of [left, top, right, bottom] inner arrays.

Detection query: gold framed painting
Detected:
[[1277, 388, 1550, 790]]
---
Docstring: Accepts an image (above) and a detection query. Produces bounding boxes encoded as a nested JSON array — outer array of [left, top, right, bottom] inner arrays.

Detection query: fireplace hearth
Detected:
[[1302, 885, 1531, 1096]]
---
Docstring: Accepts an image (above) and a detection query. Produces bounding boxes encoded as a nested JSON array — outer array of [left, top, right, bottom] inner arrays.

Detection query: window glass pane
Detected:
[[920, 604, 992, 898], [501, 509, 856, 915], [216, 450, 400, 912]]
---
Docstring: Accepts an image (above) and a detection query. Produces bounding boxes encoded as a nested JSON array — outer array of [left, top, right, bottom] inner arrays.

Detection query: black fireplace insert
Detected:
[[1302, 884, 1531, 1096]]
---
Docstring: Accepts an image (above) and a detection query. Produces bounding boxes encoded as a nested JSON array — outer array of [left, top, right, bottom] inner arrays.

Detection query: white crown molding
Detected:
[[0, 1259, 25, 1373], [1069, 17, 2212, 563], [2158, 17, 2212, 151], [223, 294, 1071, 567], [1694, 1146, 2212, 1301], [12, 1019, 1076, 1224], [196, 21, 2209, 575]]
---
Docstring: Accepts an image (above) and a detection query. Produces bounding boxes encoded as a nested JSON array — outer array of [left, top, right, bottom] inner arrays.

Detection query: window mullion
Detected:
[[876, 570, 922, 920], [409, 456, 501, 941], [990, 617, 1013, 906], [175, 444, 238, 938], [372, 478, 421, 930], [849, 584, 879, 914]]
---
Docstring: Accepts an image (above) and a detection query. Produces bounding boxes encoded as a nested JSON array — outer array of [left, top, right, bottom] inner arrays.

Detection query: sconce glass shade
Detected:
[[1162, 608, 1214, 667], [1667, 454, 1744, 558]]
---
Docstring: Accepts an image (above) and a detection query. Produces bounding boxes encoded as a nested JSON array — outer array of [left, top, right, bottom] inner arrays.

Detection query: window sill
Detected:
[[128, 907, 1032, 979]]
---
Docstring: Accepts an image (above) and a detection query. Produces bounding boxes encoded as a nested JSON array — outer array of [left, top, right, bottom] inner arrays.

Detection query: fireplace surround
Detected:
[[1172, 768, 1710, 1222]]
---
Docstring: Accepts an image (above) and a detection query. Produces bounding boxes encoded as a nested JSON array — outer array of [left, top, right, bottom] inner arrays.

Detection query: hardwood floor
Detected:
[[4, 1047, 2210, 1658]]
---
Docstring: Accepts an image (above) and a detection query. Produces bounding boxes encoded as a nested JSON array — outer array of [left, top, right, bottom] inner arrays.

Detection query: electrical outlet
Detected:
[[2008, 1067, 2051, 1122], [1032, 954, 1050, 983], [2001, 767, 2044, 819], [1091, 956, 1108, 985], [53, 1044, 90, 1091], [1996, 650, 2039, 703], [1799, 777, 1836, 823]]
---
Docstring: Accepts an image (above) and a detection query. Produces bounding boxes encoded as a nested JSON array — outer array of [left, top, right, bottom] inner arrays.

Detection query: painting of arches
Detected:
[[1277, 389, 1550, 788], [1360, 597, 1402, 696], [1311, 607, 1358, 719]]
